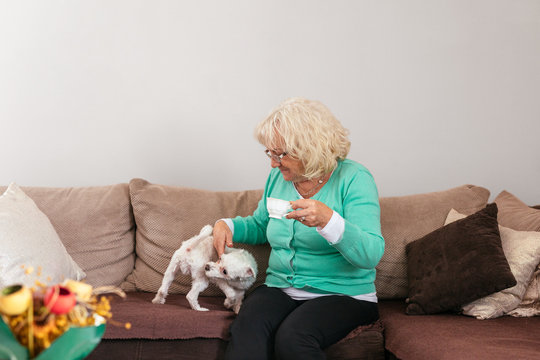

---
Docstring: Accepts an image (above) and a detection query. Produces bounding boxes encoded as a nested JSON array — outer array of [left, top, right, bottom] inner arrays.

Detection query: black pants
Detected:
[[225, 285, 379, 360]]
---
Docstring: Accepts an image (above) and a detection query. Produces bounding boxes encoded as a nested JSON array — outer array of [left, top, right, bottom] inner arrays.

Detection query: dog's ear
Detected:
[[245, 267, 255, 277]]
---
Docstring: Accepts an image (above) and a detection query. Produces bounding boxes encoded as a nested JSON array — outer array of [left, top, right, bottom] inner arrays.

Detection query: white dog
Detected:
[[152, 225, 257, 314]]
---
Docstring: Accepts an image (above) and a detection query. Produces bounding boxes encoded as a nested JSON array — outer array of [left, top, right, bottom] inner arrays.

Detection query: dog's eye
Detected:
[[222, 269, 227, 275], [205, 265, 210, 271]]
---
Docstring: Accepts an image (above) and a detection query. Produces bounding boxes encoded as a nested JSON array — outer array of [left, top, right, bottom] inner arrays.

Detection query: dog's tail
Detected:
[[198, 224, 213, 238], [180, 224, 214, 253], [179, 224, 214, 274]]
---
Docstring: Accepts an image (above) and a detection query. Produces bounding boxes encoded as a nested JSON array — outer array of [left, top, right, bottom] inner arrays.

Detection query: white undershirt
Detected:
[[218, 192, 378, 303], [282, 286, 377, 303]]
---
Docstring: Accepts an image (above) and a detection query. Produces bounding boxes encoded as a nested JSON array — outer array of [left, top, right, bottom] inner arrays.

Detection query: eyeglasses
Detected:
[[264, 149, 287, 163]]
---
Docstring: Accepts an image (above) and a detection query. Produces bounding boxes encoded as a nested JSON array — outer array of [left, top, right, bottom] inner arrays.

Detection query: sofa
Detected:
[[1, 179, 539, 360]]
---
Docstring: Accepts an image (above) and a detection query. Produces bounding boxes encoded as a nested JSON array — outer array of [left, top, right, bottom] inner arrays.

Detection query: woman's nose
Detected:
[[270, 158, 281, 168]]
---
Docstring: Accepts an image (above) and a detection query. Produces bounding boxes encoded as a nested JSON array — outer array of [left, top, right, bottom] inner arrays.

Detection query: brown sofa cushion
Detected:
[[0, 184, 135, 287], [405, 204, 516, 315], [122, 178, 269, 296], [380, 300, 540, 360], [104, 292, 235, 340], [105, 292, 385, 360], [375, 185, 490, 299]]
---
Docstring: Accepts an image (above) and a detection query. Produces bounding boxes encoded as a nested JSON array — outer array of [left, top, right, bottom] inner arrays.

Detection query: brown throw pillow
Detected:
[[445, 209, 540, 319], [376, 185, 490, 299], [405, 203, 516, 315]]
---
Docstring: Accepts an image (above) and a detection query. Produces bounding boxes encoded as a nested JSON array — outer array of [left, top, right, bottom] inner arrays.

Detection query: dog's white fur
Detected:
[[152, 225, 257, 314]]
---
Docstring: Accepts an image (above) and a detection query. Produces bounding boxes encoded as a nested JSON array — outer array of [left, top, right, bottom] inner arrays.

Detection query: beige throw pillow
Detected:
[[508, 267, 540, 317], [445, 208, 540, 319], [495, 190, 540, 317], [0, 183, 86, 288]]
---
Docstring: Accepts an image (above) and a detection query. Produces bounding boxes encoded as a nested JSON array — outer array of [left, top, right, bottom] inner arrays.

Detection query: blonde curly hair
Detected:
[[255, 97, 351, 179]]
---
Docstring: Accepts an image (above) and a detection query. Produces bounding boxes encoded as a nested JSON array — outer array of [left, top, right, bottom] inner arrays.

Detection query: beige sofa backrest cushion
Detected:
[[122, 178, 268, 295], [0, 183, 135, 287], [376, 184, 490, 299]]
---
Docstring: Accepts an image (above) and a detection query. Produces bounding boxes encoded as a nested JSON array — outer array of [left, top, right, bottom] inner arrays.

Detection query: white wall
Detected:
[[1, 0, 539, 203]]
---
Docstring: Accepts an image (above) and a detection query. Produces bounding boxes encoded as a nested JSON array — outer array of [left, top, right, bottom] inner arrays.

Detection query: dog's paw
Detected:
[[233, 303, 242, 314], [224, 298, 234, 309], [194, 307, 210, 312], [152, 294, 166, 304]]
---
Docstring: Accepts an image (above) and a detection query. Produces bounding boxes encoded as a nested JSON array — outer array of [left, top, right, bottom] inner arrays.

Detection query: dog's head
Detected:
[[204, 250, 257, 283]]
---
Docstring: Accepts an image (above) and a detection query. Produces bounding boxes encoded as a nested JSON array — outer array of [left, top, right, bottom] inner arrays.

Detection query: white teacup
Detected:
[[267, 197, 292, 219]]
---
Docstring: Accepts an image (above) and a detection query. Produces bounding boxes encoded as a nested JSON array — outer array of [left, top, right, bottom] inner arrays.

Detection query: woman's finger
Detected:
[[213, 221, 233, 257]]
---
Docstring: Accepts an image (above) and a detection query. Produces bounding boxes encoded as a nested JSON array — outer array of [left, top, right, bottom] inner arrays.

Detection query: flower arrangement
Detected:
[[0, 278, 130, 359]]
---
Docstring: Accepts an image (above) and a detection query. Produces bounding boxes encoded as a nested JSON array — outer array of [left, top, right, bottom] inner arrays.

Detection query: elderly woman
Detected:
[[213, 97, 384, 360]]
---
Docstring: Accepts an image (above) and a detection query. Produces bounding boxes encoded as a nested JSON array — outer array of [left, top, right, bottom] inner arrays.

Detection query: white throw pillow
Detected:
[[0, 183, 86, 288], [445, 208, 540, 319]]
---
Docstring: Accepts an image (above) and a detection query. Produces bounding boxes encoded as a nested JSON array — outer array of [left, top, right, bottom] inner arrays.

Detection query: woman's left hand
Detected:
[[285, 199, 333, 228]]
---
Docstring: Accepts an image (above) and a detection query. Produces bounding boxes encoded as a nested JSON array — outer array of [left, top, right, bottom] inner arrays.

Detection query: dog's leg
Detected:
[[231, 290, 246, 314], [152, 250, 182, 304], [186, 277, 210, 311], [215, 281, 244, 314]]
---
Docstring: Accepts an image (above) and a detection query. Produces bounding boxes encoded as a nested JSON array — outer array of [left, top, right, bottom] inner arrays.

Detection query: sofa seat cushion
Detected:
[[105, 292, 386, 359], [93, 328, 385, 360], [379, 300, 540, 360], [104, 292, 235, 340], [87, 338, 228, 360]]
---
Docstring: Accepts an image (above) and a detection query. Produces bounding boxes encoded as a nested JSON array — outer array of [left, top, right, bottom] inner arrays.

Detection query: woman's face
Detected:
[[268, 148, 305, 183]]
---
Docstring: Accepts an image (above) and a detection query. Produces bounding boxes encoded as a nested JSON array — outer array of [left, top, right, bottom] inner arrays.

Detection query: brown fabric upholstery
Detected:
[[91, 331, 384, 360], [104, 292, 235, 340], [87, 338, 228, 360], [122, 179, 268, 295], [104, 292, 385, 359], [380, 300, 540, 360], [0, 184, 135, 287], [405, 204, 516, 315], [376, 185, 490, 299]]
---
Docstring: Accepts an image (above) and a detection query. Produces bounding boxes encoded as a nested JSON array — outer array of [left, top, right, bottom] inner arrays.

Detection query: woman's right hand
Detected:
[[213, 220, 234, 258]]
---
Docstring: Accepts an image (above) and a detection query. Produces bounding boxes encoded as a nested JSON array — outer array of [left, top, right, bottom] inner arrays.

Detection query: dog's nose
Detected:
[[205, 264, 210, 271]]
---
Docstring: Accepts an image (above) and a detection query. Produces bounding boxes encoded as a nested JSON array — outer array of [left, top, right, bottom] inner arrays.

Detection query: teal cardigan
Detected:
[[231, 159, 384, 296]]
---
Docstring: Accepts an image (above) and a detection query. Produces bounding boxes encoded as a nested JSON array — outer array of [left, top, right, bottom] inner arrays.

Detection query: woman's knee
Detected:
[[274, 321, 322, 360]]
